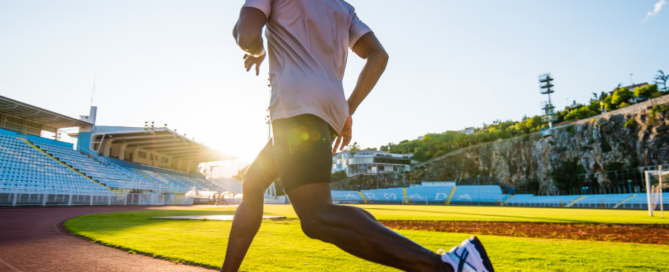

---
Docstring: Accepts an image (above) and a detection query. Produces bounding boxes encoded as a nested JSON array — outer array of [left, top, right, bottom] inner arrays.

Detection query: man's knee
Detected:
[[298, 205, 332, 240], [300, 217, 325, 240], [242, 168, 273, 195], [242, 179, 264, 195]]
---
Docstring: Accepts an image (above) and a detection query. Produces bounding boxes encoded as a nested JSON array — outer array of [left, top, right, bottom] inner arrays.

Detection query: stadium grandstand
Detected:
[[0, 95, 241, 207], [2, 94, 666, 210]]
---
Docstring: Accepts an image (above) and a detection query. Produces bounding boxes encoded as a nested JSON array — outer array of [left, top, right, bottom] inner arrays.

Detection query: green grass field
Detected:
[[65, 205, 669, 271]]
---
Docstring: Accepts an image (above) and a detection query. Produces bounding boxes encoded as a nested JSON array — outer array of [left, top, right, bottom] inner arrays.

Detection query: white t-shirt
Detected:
[[242, 0, 372, 133]]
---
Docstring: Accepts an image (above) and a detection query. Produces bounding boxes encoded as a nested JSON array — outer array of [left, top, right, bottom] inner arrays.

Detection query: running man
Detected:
[[223, 1, 494, 271]]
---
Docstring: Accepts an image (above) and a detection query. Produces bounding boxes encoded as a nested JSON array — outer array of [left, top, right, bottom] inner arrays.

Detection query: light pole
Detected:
[[539, 74, 557, 131], [630, 73, 634, 85]]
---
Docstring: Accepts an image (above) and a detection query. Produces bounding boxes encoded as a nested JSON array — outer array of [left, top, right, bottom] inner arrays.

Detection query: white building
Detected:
[[460, 127, 475, 135], [332, 150, 416, 177]]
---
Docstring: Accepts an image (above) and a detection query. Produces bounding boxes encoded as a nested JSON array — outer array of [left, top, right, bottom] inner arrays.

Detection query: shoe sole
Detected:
[[469, 236, 495, 272]]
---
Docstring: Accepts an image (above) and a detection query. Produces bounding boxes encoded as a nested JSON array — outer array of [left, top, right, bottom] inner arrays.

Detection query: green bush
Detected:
[[624, 117, 637, 128], [611, 88, 633, 106], [564, 125, 575, 136], [565, 107, 597, 121], [634, 84, 659, 99], [550, 158, 586, 190], [649, 104, 669, 117], [331, 170, 347, 182], [601, 141, 612, 153]]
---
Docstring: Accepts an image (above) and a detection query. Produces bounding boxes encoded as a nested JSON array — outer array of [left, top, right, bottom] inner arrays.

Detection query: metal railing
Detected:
[[331, 196, 662, 210], [0, 183, 194, 207]]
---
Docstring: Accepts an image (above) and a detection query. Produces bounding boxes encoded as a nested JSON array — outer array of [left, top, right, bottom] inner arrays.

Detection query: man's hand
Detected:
[[244, 53, 265, 76], [332, 115, 352, 153]]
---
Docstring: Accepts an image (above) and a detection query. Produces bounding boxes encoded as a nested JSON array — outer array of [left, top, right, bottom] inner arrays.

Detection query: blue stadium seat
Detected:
[[406, 186, 454, 201], [0, 134, 108, 195], [359, 188, 405, 201], [30, 140, 164, 192], [450, 185, 505, 203], [331, 190, 364, 201]]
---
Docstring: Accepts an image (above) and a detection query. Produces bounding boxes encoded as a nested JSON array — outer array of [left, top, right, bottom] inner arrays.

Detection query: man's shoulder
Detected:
[[336, 0, 356, 13]]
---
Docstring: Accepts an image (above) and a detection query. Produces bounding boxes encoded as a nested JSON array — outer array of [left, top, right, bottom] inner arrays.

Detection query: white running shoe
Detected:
[[439, 236, 494, 272]]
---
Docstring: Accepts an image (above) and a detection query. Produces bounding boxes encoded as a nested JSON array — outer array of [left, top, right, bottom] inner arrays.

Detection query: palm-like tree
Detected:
[[655, 70, 669, 92]]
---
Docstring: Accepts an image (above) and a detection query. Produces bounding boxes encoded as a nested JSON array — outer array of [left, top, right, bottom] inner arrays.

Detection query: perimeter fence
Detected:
[[0, 183, 194, 207], [333, 197, 661, 210]]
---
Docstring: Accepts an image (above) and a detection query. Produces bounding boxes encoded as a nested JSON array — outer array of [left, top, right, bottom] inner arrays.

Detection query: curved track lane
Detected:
[[0, 206, 215, 272]]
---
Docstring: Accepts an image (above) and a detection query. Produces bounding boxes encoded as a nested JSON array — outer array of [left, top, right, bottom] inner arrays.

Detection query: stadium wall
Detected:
[[77, 132, 92, 153]]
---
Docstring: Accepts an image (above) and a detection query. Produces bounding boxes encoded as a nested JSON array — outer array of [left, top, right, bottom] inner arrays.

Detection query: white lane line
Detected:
[[0, 257, 22, 272], [53, 219, 83, 242], [53, 220, 66, 236]]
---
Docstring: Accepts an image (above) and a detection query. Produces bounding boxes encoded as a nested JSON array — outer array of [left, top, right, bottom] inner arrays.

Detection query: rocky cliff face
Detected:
[[414, 101, 669, 192]]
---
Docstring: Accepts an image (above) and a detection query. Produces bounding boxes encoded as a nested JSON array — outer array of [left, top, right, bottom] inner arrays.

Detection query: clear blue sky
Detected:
[[1, 0, 667, 173]]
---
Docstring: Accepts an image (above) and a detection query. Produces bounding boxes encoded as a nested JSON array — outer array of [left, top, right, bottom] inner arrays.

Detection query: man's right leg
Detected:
[[221, 141, 278, 272], [288, 183, 452, 272]]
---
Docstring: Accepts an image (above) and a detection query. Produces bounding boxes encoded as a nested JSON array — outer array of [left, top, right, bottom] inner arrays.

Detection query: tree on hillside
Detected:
[[634, 84, 659, 99], [525, 116, 542, 131], [599, 91, 608, 101], [611, 87, 633, 107], [505, 125, 517, 136], [655, 70, 669, 92], [550, 158, 586, 191], [347, 142, 361, 151], [413, 147, 427, 161], [564, 107, 597, 121], [514, 122, 529, 134], [331, 170, 347, 182]]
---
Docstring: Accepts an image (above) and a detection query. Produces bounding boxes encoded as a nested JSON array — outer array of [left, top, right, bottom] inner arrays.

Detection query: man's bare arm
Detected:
[[348, 32, 389, 115], [332, 32, 388, 152], [233, 7, 266, 56], [232, 7, 267, 75]]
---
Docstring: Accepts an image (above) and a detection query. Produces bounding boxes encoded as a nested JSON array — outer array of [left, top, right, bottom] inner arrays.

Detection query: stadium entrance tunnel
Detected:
[[378, 220, 669, 245]]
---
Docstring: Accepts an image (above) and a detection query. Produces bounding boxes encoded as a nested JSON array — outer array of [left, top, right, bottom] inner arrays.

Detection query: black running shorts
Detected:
[[243, 114, 338, 193]]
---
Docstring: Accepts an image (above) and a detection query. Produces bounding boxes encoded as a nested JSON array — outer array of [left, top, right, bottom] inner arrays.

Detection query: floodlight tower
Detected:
[[539, 74, 557, 130]]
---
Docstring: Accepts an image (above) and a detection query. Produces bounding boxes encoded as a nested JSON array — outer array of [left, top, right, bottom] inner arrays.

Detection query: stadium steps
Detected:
[[564, 196, 586, 207], [613, 194, 637, 209], [21, 139, 115, 193], [501, 194, 514, 205], [129, 169, 174, 193], [445, 186, 457, 205]]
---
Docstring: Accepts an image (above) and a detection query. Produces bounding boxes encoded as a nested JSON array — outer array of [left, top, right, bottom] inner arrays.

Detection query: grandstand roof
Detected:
[[93, 126, 235, 162], [0, 95, 92, 129]]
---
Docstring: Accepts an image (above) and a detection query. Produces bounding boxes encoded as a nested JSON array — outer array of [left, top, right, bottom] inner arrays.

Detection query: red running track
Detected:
[[0, 206, 215, 272]]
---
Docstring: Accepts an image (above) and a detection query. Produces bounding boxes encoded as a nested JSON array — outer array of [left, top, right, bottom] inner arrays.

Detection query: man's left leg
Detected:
[[221, 141, 278, 272]]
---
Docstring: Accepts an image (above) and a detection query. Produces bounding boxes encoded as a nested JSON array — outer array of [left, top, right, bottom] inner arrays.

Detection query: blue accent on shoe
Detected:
[[469, 236, 494, 272], [458, 249, 469, 272]]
